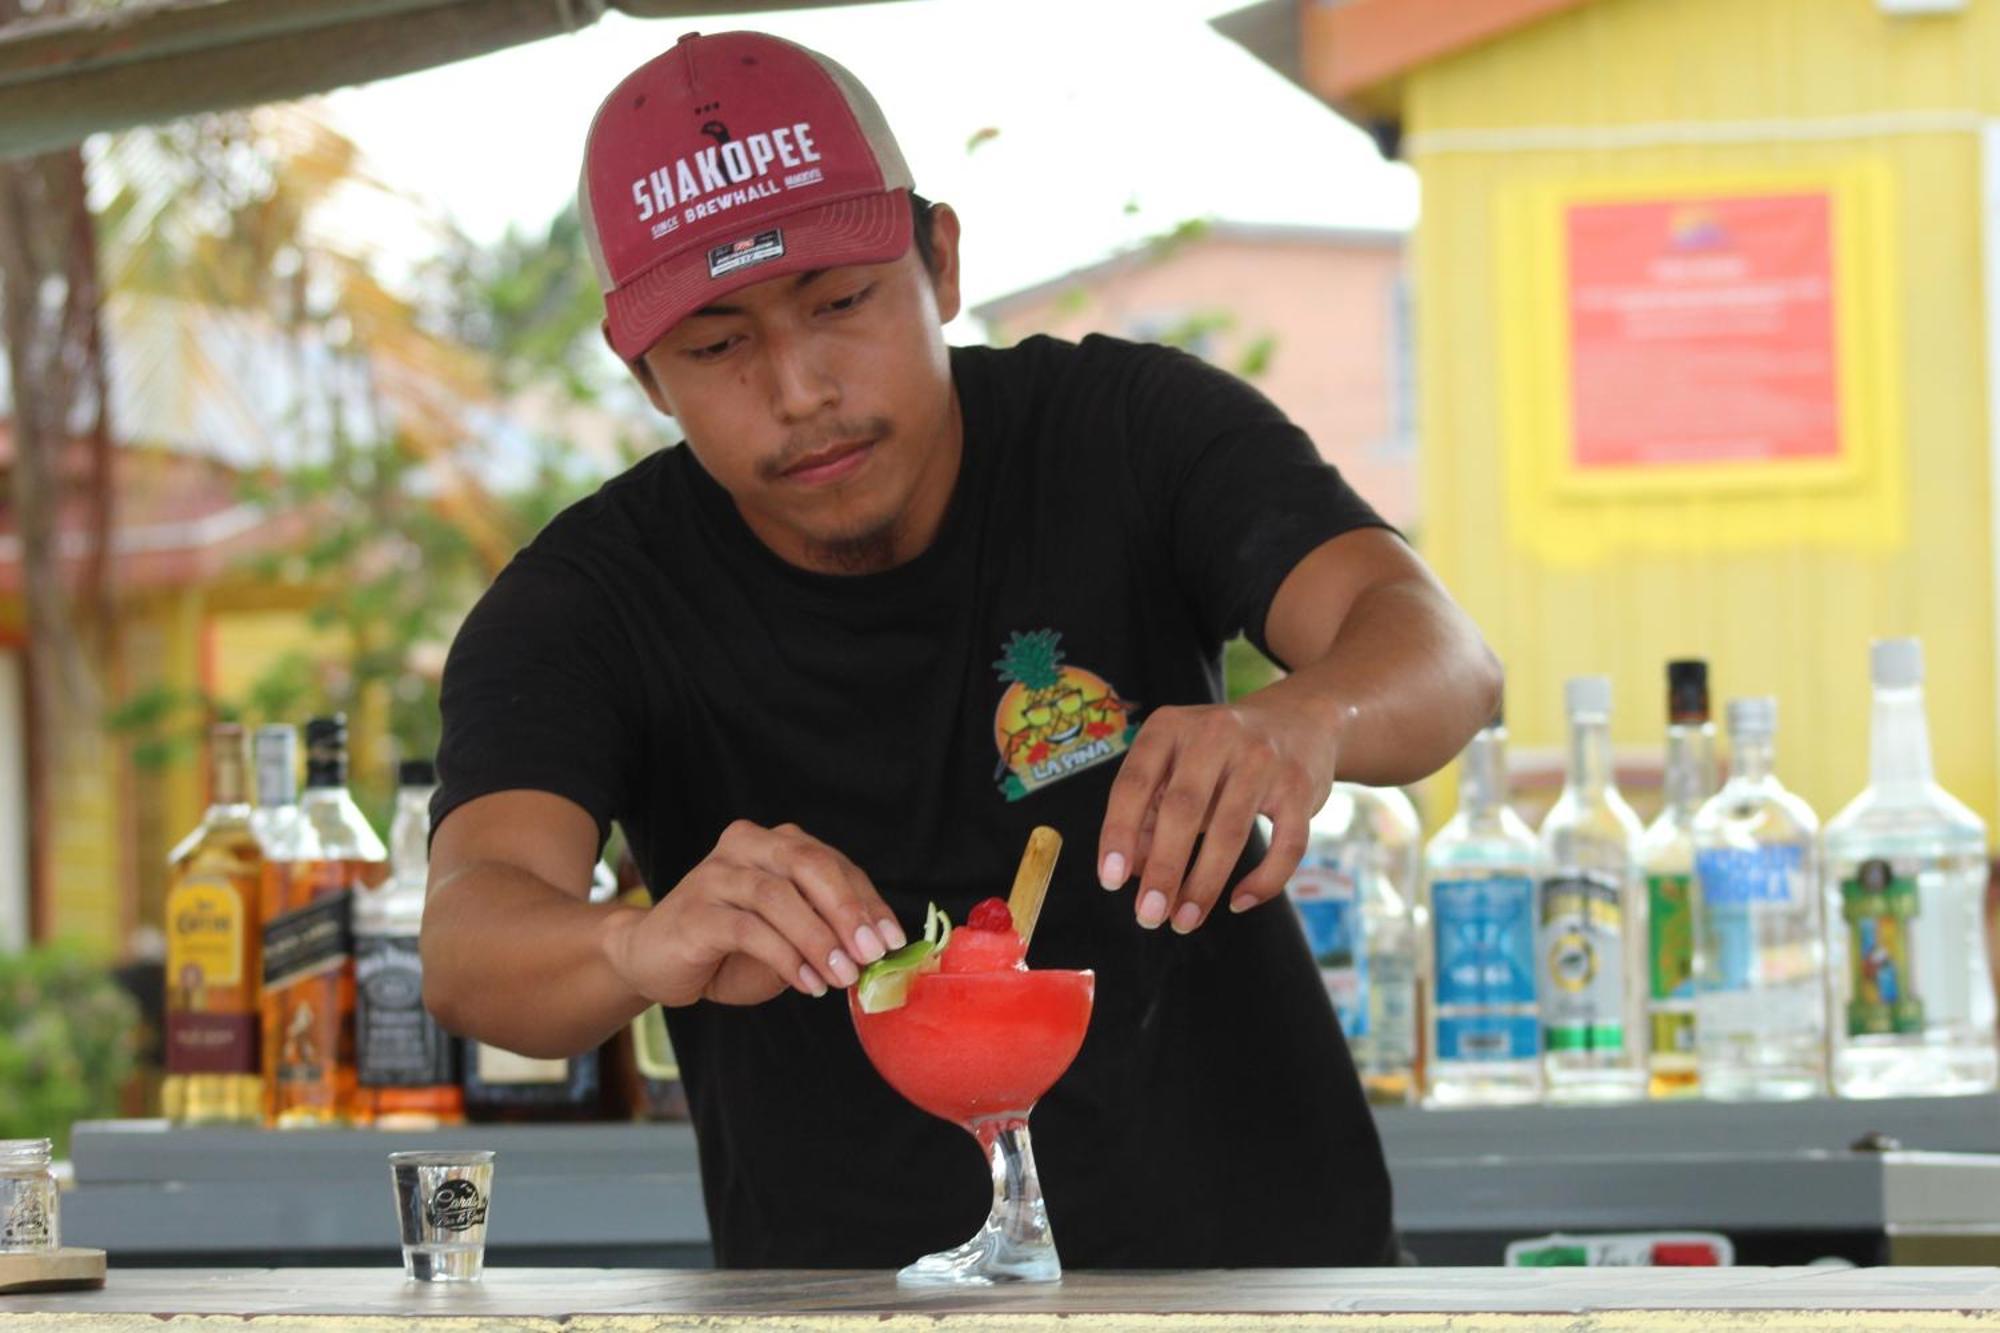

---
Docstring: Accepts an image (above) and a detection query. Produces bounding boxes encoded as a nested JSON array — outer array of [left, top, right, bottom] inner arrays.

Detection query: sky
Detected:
[[319, 0, 1418, 339]]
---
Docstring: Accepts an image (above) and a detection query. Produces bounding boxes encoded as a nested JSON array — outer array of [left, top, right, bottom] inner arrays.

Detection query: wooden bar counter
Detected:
[[4, 1265, 2000, 1330]]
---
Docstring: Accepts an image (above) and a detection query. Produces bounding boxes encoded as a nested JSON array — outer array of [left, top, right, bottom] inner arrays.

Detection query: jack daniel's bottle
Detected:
[[353, 759, 464, 1127]]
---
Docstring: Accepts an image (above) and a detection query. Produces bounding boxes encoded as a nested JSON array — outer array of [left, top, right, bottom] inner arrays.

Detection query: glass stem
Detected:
[[975, 1116, 1051, 1249]]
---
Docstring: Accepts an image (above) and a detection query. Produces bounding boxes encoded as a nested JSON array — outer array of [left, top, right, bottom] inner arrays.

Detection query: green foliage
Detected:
[[102, 684, 212, 774], [0, 943, 139, 1158], [1224, 634, 1283, 703], [1235, 333, 1277, 380], [418, 204, 620, 401]]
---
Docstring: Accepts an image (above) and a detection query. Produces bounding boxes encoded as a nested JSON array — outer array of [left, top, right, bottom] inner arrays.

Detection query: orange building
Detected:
[[971, 222, 1417, 532]]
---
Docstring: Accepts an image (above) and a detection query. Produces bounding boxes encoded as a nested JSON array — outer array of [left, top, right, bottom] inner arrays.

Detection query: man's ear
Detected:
[[606, 320, 676, 419], [926, 202, 963, 325]]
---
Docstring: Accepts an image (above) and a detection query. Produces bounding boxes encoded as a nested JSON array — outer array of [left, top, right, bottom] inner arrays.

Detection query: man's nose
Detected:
[[764, 329, 839, 423]]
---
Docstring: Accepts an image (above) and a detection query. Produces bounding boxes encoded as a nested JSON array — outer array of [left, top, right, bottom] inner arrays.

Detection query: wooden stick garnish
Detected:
[[1006, 825, 1062, 948]]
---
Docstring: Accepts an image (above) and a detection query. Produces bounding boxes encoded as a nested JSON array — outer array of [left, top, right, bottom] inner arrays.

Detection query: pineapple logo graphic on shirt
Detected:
[[992, 629, 1138, 801]]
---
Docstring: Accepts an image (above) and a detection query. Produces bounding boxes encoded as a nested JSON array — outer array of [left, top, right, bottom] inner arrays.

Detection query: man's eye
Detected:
[[686, 336, 738, 361], [823, 286, 872, 314]]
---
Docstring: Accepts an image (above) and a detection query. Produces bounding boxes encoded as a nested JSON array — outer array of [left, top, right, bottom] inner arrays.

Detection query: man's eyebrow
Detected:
[[690, 269, 828, 318]]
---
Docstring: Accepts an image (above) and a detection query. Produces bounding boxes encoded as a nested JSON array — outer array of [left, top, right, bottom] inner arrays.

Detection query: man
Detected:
[[422, 30, 1501, 1269]]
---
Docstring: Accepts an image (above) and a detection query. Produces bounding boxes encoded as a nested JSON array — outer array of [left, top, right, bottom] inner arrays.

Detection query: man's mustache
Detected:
[[759, 419, 891, 482]]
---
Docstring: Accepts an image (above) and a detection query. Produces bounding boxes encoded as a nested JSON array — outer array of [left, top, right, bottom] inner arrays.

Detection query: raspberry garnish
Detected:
[[966, 897, 1015, 932]]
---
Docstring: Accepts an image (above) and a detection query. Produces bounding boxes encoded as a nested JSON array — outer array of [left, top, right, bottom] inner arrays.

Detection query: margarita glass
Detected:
[[850, 898, 1094, 1285]]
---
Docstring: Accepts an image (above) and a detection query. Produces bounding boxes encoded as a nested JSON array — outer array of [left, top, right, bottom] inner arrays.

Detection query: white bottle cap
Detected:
[[1871, 637, 1923, 689], [1565, 675, 1612, 718], [1726, 695, 1777, 739]]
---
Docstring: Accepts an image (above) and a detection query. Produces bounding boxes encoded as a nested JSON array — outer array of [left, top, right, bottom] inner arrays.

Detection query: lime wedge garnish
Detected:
[[856, 937, 938, 1014]]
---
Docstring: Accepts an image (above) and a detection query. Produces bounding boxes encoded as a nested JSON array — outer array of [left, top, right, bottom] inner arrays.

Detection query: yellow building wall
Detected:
[[43, 697, 126, 951], [1404, 0, 1999, 827]]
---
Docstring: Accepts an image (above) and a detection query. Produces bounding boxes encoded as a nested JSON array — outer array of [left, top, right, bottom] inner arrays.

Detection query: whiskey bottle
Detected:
[[261, 715, 387, 1127], [162, 723, 264, 1126], [353, 758, 464, 1128]]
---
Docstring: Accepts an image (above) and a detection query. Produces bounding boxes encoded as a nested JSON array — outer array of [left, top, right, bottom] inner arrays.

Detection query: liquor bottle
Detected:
[[462, 862, 618, 1122], [1537, 676, 1647, 1102], [1825, 639, 1999, 1097], [1286, 784, 1421, 1107], [162, 723, 264, 1125], [1422, 708, 1544, 1107], [1690, 697, 1826, 1099], [1639, 661, 1717, 1099], [353, 758, 465, 1128], [262, 715, 387, 1127], [250, 728, 308, 1120]]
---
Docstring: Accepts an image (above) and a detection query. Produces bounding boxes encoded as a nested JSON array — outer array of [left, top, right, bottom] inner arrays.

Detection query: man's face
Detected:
[[632, 206, 964, 573]]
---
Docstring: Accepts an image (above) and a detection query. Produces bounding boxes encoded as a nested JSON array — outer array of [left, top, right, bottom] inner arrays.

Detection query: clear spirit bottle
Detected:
[[1286, 784, 1421, 1107], [1422, 709, 1543, 1107], [1691, 697, 1826, 1099], [1825, 638, 1998, 1097], [1538, 676, 1647, 1102], [1640, 661, 1716, 1099]]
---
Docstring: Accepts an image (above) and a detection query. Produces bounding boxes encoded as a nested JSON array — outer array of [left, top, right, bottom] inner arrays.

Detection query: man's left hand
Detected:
[[1095, 696, 1336, 934]]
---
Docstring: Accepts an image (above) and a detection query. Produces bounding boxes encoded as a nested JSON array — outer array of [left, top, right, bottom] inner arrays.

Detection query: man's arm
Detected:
[[1258, 527, 1502, 788], [422, 792, 909, 1058], [422, 790, 650, 1057], [1096, 527, 1500, 935]]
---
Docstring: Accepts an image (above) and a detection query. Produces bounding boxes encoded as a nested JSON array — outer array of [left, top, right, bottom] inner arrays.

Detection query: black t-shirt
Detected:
[[434, 333, 1399, 1268]]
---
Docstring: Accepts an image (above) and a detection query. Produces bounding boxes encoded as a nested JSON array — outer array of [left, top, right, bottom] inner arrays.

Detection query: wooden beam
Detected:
[[0, 0, 900, 161]]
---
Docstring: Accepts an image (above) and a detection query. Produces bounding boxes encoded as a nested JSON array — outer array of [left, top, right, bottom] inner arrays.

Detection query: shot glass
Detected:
[[389, 1150, 494, 1282]]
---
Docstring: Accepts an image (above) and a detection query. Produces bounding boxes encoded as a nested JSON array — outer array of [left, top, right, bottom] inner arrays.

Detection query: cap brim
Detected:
[[604, 190, 913, 362]]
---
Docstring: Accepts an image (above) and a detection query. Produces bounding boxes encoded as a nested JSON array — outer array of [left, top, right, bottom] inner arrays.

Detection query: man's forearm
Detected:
[[1251, 576, 1502, 789], [420, 863, 651, 1058]]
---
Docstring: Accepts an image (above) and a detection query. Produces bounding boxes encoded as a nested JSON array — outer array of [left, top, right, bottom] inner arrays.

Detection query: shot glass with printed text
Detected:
[[389, 1150, 494, 1281]]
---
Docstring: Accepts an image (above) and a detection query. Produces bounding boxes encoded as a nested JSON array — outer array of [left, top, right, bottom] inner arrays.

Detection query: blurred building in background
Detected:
[[973, 222, 1417, 532], [1225, 0, 2000, 826]]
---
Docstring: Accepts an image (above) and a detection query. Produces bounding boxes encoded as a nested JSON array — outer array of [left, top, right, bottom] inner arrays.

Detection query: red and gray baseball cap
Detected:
[[579, 31, 915, 362]]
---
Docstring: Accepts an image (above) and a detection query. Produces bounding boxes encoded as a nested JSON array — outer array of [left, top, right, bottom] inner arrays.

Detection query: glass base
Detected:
[[898, 1115, 1063, 1287], [404, 1243, 484, 1282], [897, 1225, 1061, 1286]]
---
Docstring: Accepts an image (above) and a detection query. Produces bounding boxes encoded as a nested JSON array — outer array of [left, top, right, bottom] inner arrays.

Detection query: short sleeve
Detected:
[[430, 550, 642, 851], [1112, 339, 1396, 666]]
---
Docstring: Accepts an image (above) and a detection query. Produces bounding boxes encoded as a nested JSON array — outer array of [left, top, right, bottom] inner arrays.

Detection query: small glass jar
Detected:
[[0, 1139, 59, 1252]]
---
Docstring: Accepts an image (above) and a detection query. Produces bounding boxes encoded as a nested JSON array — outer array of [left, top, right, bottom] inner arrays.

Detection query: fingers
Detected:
[[1130, 729, 1230, 931], [1226, 787, 1315, 915], [1170, 753, 1275, 933], [711, 901, 823, 1000], [752, 820, 904, 956], [636, 821, 913, 1009], [715, 866, 854, 993], [1096, 709, 1180, 893], [1097, 705, 1329, 936]]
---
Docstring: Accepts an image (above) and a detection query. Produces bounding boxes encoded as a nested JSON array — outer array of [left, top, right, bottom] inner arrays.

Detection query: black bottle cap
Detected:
[[1667, 660, 1710, 723], [304, 714, 348, 788], [399, 757, 437, 788]]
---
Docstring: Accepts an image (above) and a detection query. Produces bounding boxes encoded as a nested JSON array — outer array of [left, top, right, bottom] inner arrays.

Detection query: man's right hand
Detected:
[[603, 820, 907, 1007]]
